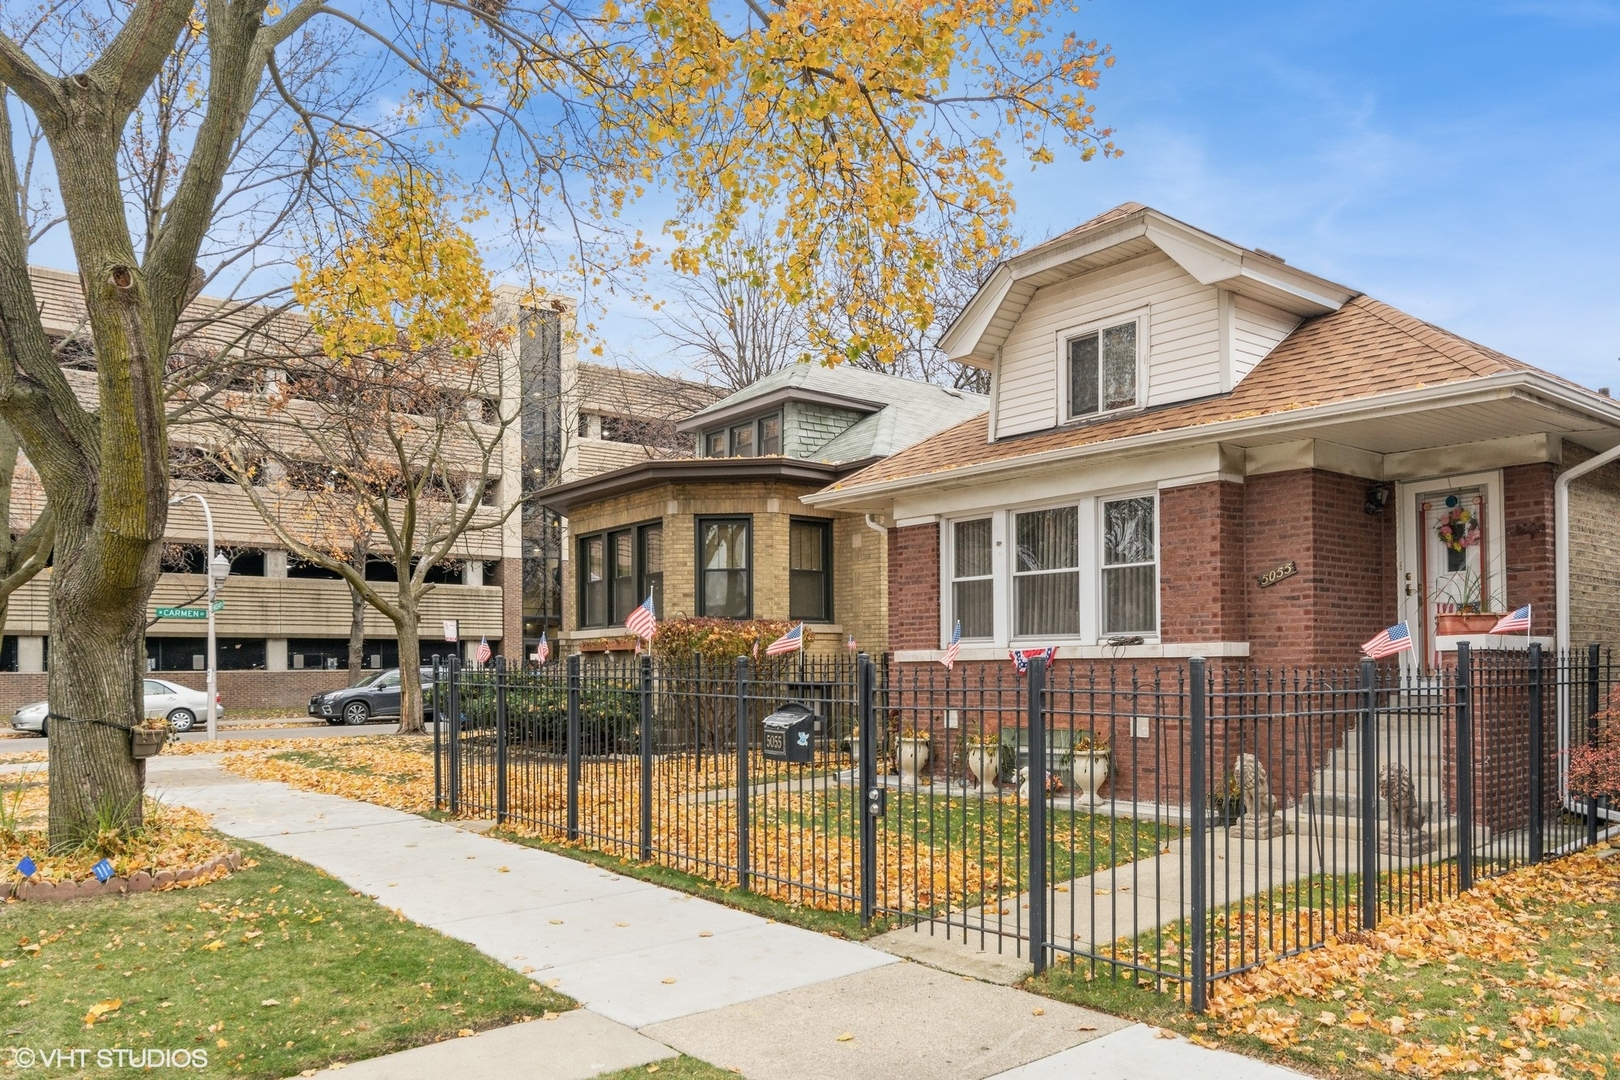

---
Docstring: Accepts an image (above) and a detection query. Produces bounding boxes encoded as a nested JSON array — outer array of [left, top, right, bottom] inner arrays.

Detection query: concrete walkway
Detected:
[[147, 755, 1309, 1080]]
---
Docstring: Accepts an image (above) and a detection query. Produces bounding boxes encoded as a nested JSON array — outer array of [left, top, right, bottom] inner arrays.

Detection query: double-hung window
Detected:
[[788, 519, 832, 622], [1101, 496, 1157, 634], [697, 517, 751, 618], [580, 535, 608, 627], [1014, 507, 1080, 637], [951, 519, 993, 638], [638, 523, 664, 618], [1066, 317, 1139, 420]]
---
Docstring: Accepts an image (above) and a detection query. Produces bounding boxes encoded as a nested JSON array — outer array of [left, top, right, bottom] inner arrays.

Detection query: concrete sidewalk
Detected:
[[149, 755, 1308, 1080]]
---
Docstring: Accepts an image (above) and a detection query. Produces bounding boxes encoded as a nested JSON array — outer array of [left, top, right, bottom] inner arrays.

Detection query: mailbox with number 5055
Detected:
[[762, 702, 817, 763]]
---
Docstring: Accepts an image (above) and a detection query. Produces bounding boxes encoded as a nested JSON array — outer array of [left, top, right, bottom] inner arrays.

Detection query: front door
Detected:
[[1409, 484, 1492, 668]]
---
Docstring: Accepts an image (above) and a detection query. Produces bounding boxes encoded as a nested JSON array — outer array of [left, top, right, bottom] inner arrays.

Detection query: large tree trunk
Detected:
[[46, 535, 156, 846], [396, 609, 424, 735]]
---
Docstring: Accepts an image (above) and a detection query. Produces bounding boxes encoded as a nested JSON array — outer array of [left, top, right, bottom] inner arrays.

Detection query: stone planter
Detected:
[[896, 736, 931, 785], [1069, 749, 1111, 805], [1436, 613, 1504, 635], [965, 745, 1000, 792], [131, 727, 168, 759]]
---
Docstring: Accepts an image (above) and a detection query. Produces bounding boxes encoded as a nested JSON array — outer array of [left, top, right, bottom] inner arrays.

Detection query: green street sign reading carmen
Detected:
[[155, 602, 224, 620]]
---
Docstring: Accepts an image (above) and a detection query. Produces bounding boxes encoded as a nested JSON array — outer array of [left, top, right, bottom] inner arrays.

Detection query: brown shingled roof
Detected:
[[829, 294, 1542, 491]]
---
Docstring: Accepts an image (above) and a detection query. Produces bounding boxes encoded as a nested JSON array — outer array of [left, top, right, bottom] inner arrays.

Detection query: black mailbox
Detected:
[[762, 702, 817, 763]]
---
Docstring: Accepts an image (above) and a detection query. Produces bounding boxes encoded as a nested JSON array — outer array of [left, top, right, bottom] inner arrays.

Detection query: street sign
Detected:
[[155, 607, 208, 620], [211, 600, 224, 613]]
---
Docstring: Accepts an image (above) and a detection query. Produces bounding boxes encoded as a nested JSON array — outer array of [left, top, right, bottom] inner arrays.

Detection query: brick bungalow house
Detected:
[[803, 204, 1620, 678], [537, 365, 986, 656]]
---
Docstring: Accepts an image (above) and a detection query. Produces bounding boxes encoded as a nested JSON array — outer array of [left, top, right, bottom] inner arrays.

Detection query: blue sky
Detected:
[[983, 0, 1620, 390]]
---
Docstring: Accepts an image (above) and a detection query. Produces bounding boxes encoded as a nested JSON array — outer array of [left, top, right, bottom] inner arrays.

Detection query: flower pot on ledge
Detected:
[[1436, 613, 1504, 636]]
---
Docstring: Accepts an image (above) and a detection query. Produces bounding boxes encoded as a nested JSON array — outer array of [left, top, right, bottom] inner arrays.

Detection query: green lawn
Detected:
[[1, 840, 572, 1079], [600, 1056, 739, 1078]]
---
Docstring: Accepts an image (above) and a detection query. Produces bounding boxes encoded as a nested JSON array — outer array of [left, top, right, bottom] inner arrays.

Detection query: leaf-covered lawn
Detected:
[[1040, 842, 1620, 1079], [0, 840, 572, 1079]]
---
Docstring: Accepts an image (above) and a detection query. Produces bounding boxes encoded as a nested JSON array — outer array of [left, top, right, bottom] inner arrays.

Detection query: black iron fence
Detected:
[[432, 643, 1617, 1008]]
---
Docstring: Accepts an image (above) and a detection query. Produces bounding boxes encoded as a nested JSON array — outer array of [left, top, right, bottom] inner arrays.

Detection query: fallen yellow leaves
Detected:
[[83, 998, 121, 1026]]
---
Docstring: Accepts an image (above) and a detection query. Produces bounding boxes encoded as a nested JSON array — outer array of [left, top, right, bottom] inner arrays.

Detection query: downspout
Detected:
[[1554, 441, 1620, 819], [1556, 443, 1620, 655], [864, 514, 888, 539]]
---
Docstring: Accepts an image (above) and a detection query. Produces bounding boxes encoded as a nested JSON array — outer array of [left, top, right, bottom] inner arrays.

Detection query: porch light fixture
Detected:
[[1364, 482, 1392, 515]]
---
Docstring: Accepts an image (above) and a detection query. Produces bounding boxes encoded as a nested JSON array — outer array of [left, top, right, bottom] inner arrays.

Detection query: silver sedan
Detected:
[[10, 678, 224, 736]]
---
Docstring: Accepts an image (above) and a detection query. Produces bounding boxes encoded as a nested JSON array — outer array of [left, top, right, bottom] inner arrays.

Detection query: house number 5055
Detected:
[[1256, 561, 1298, 588]]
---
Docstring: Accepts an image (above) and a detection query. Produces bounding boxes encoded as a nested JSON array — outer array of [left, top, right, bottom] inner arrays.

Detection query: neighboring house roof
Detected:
[[816, 293, 1618, 498], [534, 457, 855, 515], [676, 362, 988, 465]]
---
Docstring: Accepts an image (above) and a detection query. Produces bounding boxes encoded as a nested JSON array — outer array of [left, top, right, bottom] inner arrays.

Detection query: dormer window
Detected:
[[703, 412, 783, 458], [1064, 315, 1140, 421]]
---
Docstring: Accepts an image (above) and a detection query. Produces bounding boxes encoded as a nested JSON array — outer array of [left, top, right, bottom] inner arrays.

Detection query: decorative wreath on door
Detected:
[[1435, 506, 1479, 553]]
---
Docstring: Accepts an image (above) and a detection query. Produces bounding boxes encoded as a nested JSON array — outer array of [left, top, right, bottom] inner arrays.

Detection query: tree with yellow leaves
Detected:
[[0, 0, 1113, 840], [209, 168, 516, 734]]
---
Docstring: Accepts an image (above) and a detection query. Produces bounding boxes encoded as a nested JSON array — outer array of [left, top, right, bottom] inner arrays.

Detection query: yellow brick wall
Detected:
[[1569, 455, 1620, 651], [561, 478, 887, 654]]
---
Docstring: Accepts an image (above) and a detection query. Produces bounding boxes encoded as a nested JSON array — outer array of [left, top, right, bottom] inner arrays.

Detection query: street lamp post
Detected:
[[168, 493, 231, 741]]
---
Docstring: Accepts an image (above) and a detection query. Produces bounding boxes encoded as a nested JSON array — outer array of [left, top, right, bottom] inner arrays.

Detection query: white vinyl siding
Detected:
[[1231, 295, 1300, 385], [993, 253, 1221, 438]]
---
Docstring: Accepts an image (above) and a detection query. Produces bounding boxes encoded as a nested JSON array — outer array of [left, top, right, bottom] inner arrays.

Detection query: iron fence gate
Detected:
[[433, 643, 1617, 1007]]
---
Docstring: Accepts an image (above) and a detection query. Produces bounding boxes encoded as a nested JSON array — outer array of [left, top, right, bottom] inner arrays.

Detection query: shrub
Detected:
[[651, 617, 809, 665], [1568, 710, 1620, 801]]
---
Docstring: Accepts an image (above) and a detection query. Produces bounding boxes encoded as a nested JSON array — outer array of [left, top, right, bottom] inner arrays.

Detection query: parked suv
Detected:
[[309, 667, 437, 726]]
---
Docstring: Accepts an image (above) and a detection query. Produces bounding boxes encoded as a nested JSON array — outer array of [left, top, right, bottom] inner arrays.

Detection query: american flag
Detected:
[[1490, 604, 1532, 634], [476, 636, 492, 665], [1009, 645, 1056, 673], [533, 632, 549, 665], [625, 595, 657, 641], [766, 623, 804, 656], [1360, 621, 1412, 660], [940, 621, 962, 670]]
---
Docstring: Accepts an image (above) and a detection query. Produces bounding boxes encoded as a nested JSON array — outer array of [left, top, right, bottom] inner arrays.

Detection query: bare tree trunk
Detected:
[[396, 609, 423, 735], [347, 541, 366, 685]]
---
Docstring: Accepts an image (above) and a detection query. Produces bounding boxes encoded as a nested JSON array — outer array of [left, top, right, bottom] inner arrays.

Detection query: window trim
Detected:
[[787, 516, 834, 623], [695, 515, 754, 619], [636, 521, 665, 621], [1056, 308, 1148, 424]]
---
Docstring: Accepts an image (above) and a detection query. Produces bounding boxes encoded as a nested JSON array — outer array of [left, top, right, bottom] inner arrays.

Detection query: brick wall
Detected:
[[0, 669, 351, 718], [1242, 469, 1395, 669], [1562, 447, 1620, 648], [1159, 481, 1245, 643], [887, 524, 940, 651], [499, 556, 524, 661], [1503, 462, 1558, 634]]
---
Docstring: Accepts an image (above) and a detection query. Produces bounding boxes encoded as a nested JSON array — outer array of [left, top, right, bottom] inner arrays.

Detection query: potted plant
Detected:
[[1434, 565, 1506, 635], [1207, 771, 1245, 825], [1066, 730, 1111, 805], [896, 725, 931, 785], [962, 730, 1000, 793], [131, 717, 169, 759]]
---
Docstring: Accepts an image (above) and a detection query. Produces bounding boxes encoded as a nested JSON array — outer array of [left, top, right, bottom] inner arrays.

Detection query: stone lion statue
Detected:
[[1377, 763, 1435, 856], [1230, 752, 1288, 838]]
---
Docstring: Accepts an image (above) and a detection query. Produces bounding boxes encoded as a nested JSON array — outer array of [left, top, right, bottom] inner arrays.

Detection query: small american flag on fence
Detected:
[[1490, 604, 1532, 634], [766, 623, 804, 656], [1009, 645, 1056, 673], [625, 596, 657, 641], [940, 622, 962, 670], [1360, 621, 1412, 660], [533, 632, 549, 665], [476, 636, 492, 665]]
